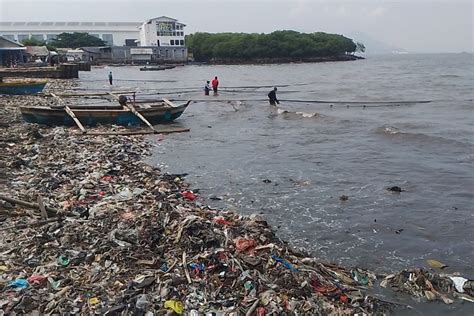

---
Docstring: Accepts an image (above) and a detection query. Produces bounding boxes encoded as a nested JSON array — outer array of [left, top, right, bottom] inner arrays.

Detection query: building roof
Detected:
[[26, 45, 49, 56], [147, 16, 177, 22], [144, 16, 186, 25], [0, 35, 25, 49]]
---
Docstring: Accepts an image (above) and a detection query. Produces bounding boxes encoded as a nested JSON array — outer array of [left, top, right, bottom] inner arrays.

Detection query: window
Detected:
[[102, 34, 113, 45], [180, 40, 184, 46], [170, 40, 175, 45], [125, 39, 137, 47], [90, 34, 100, 38]]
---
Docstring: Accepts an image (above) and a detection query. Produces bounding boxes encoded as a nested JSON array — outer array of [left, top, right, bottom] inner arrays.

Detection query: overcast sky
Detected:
[[0, 0, 472, 53]]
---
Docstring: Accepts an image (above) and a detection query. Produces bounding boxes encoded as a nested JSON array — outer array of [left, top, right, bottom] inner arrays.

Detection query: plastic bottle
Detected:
[[135, 294, 149, 311]]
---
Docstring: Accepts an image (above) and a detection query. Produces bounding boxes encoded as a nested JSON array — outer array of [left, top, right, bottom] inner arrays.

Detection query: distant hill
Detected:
[[348, 32, 407, 54]]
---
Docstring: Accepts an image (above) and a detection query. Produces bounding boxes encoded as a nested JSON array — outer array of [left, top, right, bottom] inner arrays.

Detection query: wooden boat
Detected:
[[139, 65, 176, 71], [20, 100, 191, 126], [0, 81, 47, 95]]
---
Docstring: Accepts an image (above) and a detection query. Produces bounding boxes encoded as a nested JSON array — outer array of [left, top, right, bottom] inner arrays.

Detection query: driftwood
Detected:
[[37, 195, 48, 219], [0, 194, 58, 217]]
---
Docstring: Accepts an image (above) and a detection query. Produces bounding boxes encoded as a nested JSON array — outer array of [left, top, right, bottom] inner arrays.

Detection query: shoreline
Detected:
[[0, 80, 472, 314], [205, 55, 364, 65]]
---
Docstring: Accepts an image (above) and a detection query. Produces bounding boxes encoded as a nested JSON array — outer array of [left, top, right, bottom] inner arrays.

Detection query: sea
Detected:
[[78, 53, 474, 315]]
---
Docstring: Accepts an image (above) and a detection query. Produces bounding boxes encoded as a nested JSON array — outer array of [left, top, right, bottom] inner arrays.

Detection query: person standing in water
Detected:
[[108, 71, 113, 85], [211, 76, 219, 95], [268, 87, 279, 105], [204, 81, 211, 95]]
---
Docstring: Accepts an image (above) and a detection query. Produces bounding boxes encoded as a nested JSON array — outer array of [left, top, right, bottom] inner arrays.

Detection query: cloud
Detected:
[[367, 6, 387, 17]]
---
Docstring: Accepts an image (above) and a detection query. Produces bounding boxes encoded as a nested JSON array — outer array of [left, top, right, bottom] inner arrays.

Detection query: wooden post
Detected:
[[108, 92, 158, 133], [37, 195, 48, 219]]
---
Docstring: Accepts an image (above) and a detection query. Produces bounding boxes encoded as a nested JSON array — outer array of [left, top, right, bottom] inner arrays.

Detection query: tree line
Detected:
[[186, 31, 362, 62], [21, 32, 106, 50]]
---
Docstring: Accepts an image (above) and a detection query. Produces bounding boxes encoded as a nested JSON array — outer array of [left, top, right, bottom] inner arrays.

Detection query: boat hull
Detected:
[[0, 82, 47, 95], [20, 104, 188, 126]]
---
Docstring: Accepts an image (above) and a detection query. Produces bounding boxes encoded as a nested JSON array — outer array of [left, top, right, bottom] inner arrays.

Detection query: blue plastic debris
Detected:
[[189, 263, 205, 272], [271, 255, 298, 272], [8, 278, 29, 290]]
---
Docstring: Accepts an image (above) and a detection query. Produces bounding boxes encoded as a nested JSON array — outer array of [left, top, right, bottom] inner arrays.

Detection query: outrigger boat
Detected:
[[20, 93, 190, 129], [0, 81, 47, 95], [139, 65, 176, 71]]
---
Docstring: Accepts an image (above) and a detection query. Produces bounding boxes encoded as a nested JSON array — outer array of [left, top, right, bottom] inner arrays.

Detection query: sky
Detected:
[[0, 0, 472, 53]]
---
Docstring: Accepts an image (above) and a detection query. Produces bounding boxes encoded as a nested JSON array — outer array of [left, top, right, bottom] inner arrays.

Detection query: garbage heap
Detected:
[[0, 98, 473, 315]]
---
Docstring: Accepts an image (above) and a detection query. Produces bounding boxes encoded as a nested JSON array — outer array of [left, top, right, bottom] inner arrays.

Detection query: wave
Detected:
[[276, 107, 319, 118], [375, 126, 472, 149]]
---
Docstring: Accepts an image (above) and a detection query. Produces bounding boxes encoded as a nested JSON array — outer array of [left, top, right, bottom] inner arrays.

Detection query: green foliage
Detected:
[[186, 31, 357, 61], [20, 38, 57, 52], [356, 42, 366, 53], [21, 38, 45, 46], [52, 32, 106, 48]]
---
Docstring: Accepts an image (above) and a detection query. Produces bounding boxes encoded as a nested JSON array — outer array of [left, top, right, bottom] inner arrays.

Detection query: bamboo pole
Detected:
[[64, 105, 87, 134], [107, 92, 159, 133], [50, 93, 87, 134]]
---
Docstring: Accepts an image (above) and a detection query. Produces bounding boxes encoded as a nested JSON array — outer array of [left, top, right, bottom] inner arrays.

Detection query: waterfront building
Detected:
[[0, 17, 188, 63], [138, 16, 186, 47], [0, 21, 141, 46], [0, 35, 25, 66]]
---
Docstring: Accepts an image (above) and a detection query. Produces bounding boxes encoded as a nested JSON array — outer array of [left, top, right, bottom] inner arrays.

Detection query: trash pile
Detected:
[[1, 83, 473, 314]]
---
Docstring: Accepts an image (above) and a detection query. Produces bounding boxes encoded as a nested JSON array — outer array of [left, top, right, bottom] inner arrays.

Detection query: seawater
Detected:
[[79, 54, 474, 315]]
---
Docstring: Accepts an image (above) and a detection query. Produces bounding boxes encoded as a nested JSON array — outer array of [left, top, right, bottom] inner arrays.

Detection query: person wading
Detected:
[[211, 76, 219, 95], [268, 87, 279, 105], [204, 81, 211, 96]]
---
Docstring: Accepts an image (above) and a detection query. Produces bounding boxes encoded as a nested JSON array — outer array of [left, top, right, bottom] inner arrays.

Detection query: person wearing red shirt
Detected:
[[211, 76, 219, 95]]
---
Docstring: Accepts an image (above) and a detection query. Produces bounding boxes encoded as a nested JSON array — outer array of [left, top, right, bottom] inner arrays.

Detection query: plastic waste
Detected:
[[27, 275, 47, 284], [213, 216, 232, 226], [235, 237, 257, 252], [449, 276, 468, 293], [8, 279, 29, 290], [271, 255, 298, 272], [181, 191, 197, 201], [89, 297, 100, 305], [427, 259, 448, 269], [136, 294, 149, 311], [57, 255, 70, 266], [164, 300, 184, 314]]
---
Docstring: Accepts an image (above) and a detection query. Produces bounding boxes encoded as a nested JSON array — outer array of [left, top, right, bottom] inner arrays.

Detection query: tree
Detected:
[[186, 31, 358, 62], [52, 32, 106, 48], [356, 42, 366, 53], [21, 38, 57, 51], [21, 38, 45, 46]]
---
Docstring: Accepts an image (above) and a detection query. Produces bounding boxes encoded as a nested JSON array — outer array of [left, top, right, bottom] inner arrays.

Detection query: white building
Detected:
[[0, 21, 141, 46], [0, 17, 187, 48], [138, 16, 186, 47]]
